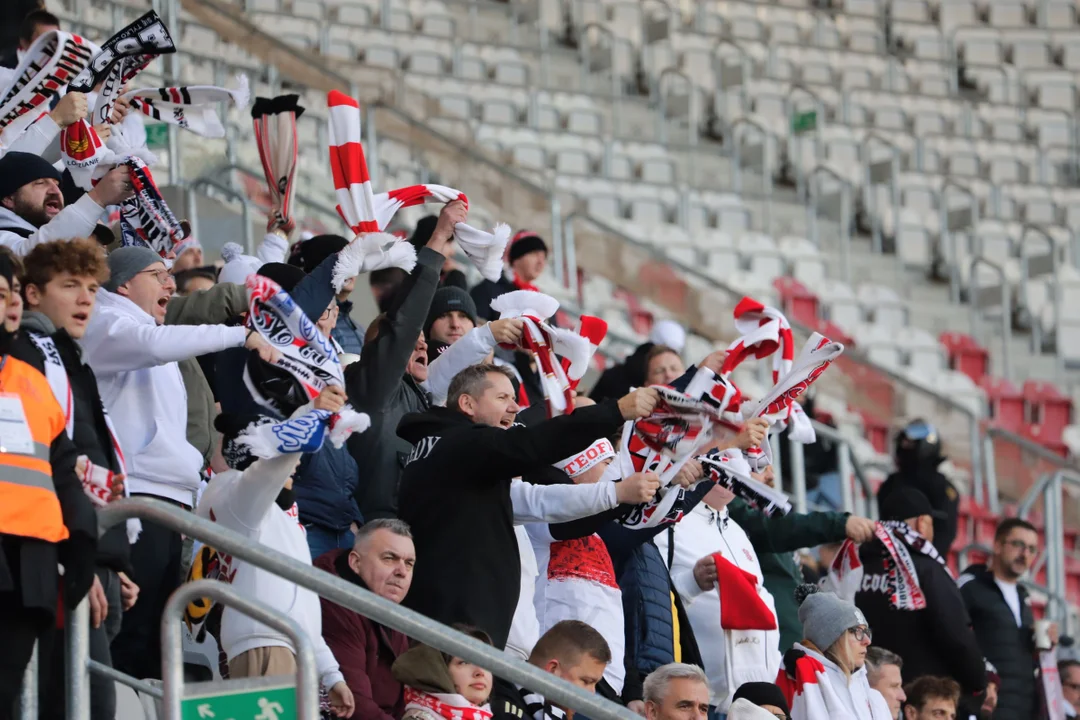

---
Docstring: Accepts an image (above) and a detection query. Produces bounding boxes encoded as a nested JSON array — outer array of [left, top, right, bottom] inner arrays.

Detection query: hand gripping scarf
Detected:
[[221, 407, 371, 471], [0, 30, 95, 147], [489, 290, 598, 417], [68, 10, 176, 126], [403, 687, 492, 720], [252, 94, 303, 233], [119, 156, 187, 256], [822, 520, 952, 611], [121, 75, 249, 138], [327, 90, 509, 281], [698, 447, 792, 517]]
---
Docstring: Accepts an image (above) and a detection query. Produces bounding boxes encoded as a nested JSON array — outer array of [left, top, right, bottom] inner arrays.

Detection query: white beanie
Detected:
[[218, 242, 264, 285], [649, 319, 687, 353]]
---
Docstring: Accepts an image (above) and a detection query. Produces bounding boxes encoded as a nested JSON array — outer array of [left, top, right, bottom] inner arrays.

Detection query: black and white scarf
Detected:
[[119, 156, 186, 256], [698, 447, 792, 517], [122, 75, 248, 138], [68, 10, 176, 125], [518, 687, 566, 720], [221, 408, 369, 471]]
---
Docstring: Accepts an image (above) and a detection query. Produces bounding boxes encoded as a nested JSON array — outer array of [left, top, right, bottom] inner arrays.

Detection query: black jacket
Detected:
[[11, 313, 130, 576], [347, 247, 443, 521], [396, 400, 625, 649], [959, 564, 1038, 720], [854, 538, 986, 695], [589, 342, 654, 403], [878, 462, 959, 557], [470, 276, 517, 322]]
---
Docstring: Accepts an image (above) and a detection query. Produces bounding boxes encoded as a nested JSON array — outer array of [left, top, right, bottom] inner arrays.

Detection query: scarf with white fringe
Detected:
[[0, 30, 95, 146], [489, 290, 598, 417], [221, 407, 370, 471], [252, 94, 302, 233], [121, 74, 249, 138], [327, 90, 508, 281]]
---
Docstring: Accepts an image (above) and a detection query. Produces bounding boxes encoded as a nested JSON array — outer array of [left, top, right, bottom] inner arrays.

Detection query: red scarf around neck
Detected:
[[404, 687, 492, 720]]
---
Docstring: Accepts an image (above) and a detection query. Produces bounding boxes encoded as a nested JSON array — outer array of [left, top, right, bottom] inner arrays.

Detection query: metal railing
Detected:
[[783, 419, 881, 519], [88, 498, 638, 720]]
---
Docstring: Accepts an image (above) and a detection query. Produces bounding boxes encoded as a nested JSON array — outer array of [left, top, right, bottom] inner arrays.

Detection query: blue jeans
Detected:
[[304, 525, 355, 562]]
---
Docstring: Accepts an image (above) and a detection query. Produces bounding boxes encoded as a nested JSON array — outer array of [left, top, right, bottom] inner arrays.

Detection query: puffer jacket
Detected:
[[294, 443, 361, 531], [959, 563, 1037, 720]]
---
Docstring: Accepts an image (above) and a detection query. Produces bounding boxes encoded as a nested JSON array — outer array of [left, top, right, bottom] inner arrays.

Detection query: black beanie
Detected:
[[408, 215, 439, 250], [731, 682, 790, 715], [424, 286, 478, 338], [299, 234, 348, 274], [508, 230, 547, 264], [257, 262, 306, 292], [0, 151, 62, 199]]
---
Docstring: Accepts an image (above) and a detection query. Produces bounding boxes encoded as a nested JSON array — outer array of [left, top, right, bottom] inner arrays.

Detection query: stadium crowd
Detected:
[[0, 8, 1077, 720]]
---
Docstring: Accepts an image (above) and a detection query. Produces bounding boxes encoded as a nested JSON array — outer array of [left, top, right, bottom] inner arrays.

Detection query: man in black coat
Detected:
[[854, 487, 986, 699], [877, 420, 959, 556], [396, 363, 658, 649], [469, 230, 547, 322], [960, 518, 1048, 720]]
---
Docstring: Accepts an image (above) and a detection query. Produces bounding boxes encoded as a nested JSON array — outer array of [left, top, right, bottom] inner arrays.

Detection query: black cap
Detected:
[[424, 286, 478, 338], [257, 262, 306, 292], [0, 151, 62, 199], [880, 485, 948, 521], [299, 234, 348, 274], [731, 682, 789, 715], [508, 230, 547, 264]]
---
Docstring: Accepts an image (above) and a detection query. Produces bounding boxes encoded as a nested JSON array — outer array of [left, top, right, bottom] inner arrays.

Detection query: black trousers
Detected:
[[110, 504, 185, 681], [0, 594, 54, 720]]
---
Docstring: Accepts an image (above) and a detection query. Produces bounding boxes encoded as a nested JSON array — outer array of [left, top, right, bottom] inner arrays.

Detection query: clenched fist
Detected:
[[735, 417, 769, 450], [616, 471, 661, 504], [50, 92, 89, 128], [488, 317, 524, 345], [87, 166, 134, 207], [314, 385, 348, 413], [428, 199, 467, 254], [693, 554, 719, 591], [618, 387, 660, 420], [845, 516, 876, 543]]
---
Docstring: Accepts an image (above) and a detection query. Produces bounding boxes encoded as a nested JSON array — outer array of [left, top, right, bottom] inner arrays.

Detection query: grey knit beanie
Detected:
[[105, 246, 165, 292], [796, 584, 868, 652]]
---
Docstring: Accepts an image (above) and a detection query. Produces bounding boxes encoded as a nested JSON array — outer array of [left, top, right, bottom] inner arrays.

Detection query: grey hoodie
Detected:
[[0, 193, 104, 256]]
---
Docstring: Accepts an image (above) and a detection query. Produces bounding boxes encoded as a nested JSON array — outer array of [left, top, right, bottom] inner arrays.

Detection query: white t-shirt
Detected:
[[995, 577, 1023, 626]]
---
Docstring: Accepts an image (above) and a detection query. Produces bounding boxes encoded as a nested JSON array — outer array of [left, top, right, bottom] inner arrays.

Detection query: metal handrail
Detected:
[[968, 255, 1012, 381], [97, 499, 638, 720], [187, 178, 255, 253], [859, 131, 902, 255], [804, 164, 853, 284]]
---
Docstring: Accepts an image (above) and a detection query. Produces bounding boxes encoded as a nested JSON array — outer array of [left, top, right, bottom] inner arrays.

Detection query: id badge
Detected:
[[0, 393, 36, 456]]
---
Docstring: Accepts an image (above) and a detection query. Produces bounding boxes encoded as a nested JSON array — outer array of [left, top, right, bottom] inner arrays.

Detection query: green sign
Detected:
[[145, 122, 169, 149], [791, 109, 817, 134], [181, 677, 297, 720]]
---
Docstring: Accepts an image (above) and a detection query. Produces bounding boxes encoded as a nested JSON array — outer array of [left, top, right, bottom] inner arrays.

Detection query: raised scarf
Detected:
[[122, 75, 248, 138], [252, 94, 302, 233], [119, 156, 187, 256], [221, 407, 370, 470], [403, 688, 492, 720], [327, 90, 508, 281], [489, 290, 596, 417], [0, 30, 95, 146], [823, 520, 952, 611], [28, 332, 141, 543], [68, 10, 176, 125], [698, 447, 792, 517]]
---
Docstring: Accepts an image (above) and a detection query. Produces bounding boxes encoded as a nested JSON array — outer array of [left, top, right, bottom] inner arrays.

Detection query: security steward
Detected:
[[0, 251, 97, 715]]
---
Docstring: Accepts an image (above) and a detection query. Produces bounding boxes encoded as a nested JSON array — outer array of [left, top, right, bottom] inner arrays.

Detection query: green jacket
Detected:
[[166, 282, 248, 466], [727, 498, 849, 652]]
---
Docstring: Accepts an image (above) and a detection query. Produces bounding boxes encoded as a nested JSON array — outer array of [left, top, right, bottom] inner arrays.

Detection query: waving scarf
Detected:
[[252, 94, 302, 233], [403, 688, 492, 720], [822, 521, 952, 611], [121, 74, 249, 138], [489, 291, 598, 417], [0, 30, 95, 145], [327, 90, 508, 281], [698, 447, 792, 517], [221, 407, 370, 470], [69, 10, 176, 125], [119, 156, 187, 256]]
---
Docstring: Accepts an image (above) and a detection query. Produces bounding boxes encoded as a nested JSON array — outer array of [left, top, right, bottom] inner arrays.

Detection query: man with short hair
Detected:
[[316, 519, 415, 720], [902, 676, 960, 720], [491, 620, 613, 720], [856, 487, 985, 697], [642, 663, 711, 720], [13, 238, 139, 720], [866, 647, 907, 720], [1060, 659, 1080, 716], [471, 229, 548, 321], [397, 363, 658, 649], [0, 152, 132, 255], [960, 518, 1050, 720], [1, 9, 59, 68], [81, 246, 276, 679]]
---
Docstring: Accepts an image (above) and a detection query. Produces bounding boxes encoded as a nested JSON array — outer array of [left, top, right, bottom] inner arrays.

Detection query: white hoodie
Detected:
[[81, 290, 248, 504], [0, 193, 105, 256], [423, 324, 498, 406], [783, 643, 892, 720], [196, 453, 345, 691], [655, 502, 782, 711]]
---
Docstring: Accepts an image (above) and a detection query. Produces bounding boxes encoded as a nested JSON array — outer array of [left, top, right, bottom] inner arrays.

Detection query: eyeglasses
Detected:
[[848, 626, 872, 642], [138, 268, 174, 286], [1006, 539, 1038, 555]]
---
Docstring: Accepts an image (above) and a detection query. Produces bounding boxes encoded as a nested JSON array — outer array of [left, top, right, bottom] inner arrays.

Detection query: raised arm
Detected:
[[510, 477, 618, 525]]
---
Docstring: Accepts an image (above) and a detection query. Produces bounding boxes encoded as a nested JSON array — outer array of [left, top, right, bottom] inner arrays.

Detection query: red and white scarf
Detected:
[[777, 644, 889, 720], [489, 290, 597, 417], [0, 30, 95, 147], [403, 687, 492, 720], [327, 90, 509, 281], [252, 94, 302, 233], [28, 332, 140, 543], [121, 75, 248, 138], [823, 521, 952, 611]]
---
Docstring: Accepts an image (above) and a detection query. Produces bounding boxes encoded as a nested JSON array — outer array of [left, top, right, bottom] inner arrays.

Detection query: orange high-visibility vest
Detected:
[[0, 356, 68, 543]]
